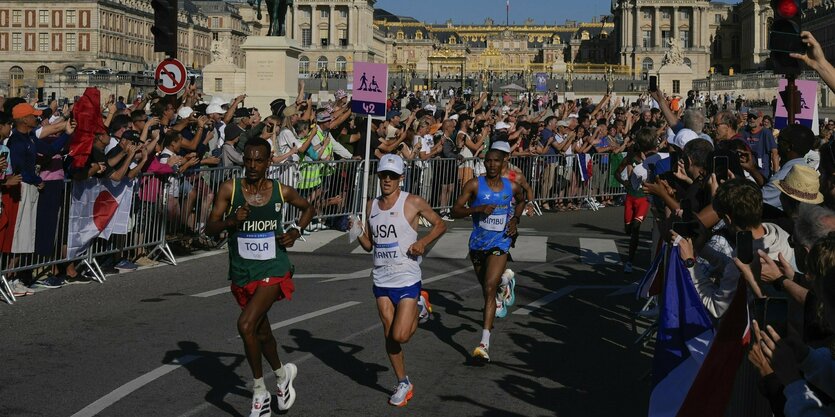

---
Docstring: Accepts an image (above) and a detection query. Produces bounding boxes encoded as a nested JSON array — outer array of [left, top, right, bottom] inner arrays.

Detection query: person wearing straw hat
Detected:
[[772, 164, 824, 228]]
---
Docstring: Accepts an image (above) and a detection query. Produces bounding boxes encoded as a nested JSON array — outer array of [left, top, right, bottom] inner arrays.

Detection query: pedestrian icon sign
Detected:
[[352, 62, 388, 117]]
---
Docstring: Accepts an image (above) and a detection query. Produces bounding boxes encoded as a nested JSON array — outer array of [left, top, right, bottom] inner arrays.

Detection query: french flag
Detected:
[[649, 246, 751, 416], [636, 243, 665, 299], [577, 153, 593, 182]]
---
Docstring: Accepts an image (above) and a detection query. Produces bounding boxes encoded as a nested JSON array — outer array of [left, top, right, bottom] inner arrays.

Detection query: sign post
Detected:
[[154, 58, 188, 96], [775, 77, 819, 135], [351, 62, 389, 226]]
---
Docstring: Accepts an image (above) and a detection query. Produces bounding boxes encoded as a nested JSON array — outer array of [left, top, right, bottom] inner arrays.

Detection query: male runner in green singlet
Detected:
[[206, 138, 314, 417]]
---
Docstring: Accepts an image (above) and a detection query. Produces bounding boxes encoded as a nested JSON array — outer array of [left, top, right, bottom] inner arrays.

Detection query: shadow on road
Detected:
[[162, 341, 249, 417], [438, 394, 534, 417], [283, 328, 390, 395]]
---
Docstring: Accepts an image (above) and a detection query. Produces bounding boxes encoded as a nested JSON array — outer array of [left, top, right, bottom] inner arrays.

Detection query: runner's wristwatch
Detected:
[[288, 225, 303, 236]]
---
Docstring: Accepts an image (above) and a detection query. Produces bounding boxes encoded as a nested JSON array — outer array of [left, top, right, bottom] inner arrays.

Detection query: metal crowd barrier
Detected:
[[0, 153, 627, 304]]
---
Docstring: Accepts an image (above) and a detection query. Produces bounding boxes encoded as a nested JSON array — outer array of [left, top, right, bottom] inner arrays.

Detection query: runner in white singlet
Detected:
[[355, 154, 446, 407]]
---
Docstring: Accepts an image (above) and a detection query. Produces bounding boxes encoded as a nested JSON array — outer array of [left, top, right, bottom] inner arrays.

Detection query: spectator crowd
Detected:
[[3, 30, 835, 416]]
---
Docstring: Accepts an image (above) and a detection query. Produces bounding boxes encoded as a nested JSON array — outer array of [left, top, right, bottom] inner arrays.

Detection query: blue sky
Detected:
[[375, 0, 741, 26]]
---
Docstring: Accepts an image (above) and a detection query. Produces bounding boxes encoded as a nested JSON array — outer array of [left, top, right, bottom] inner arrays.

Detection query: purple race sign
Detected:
[[351, 62, 388, 117]]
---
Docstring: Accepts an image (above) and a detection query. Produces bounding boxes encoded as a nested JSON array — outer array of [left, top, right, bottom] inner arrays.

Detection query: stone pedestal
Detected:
[[656, 63, 694, 97], [201, 60, 246, 99], [240, 36, 303, 114]]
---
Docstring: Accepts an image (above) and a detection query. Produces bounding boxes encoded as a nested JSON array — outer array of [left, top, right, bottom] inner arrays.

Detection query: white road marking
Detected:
[[291, 230, 344, 252], [512, 285, 624, 315], [425, 231, 471, 259], [70, 302, 362, 416], [69, 355, 200, 417], [510, 236, 549, 262], [579, 238, 621, 264], [267, 301, 360, 331], [318, 268, 374, 282], [422, 266, 473, 285]]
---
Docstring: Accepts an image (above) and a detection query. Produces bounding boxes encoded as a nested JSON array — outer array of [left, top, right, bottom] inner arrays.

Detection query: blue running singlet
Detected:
[[469, 176, 513, 251]]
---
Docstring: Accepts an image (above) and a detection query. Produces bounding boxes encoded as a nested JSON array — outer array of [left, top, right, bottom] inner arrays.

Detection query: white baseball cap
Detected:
[[495, 121, 511, 130], [670, 128, 699, 149], [377, 154, 405, 175], [177, 106, 194, 119], [490, 141, 511, 153], [206, 104, 224, 115]]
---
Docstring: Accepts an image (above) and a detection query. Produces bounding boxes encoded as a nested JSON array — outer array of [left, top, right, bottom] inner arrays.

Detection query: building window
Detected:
[[66, 10, 76, 25], [661, 30, 671, 45], [317, 56, 328, 71], [641, 57, 654, 72], [415, 31, 423, 40], [715, 14, 722, 24], [302, 28, 311, 47], [713, 36, 722, 58], [12, 10, 21, 24], [211, 17, 218, 28], [680, 9, 690, 20], [642, 30, 652, 48], [661, 9, 670, 19], [680, 30, 690, 48], [214, 78, 222, 91], [672, 80, 680, 94], [36, 65, 50, 81], [66, 33, 76, 51], [38, 33, 48, 51], [38, 10, 48, 25], [10, 66, 23, 95], [320, 9, 328, 19], [299, 55, 309, 74], [336, 56, 346, 72], [684, 57, 692, 67], [338, 29, 347, 46], [12, 32, 21, 51], [642, 9, 651, 19], [396, 30, 404, 40], [339, 9, 347, 19], [212, 32, 218, 41]]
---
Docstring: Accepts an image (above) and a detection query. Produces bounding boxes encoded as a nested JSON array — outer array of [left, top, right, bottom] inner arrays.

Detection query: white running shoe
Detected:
[[502, 269, 516, 307], [275, 363, 297, 411], [472, 343, 490, 364], [388, 381, 414, 407], [249, 391, 271, 417], [418, 290, 432, 324], [495, 297, 507, 318]]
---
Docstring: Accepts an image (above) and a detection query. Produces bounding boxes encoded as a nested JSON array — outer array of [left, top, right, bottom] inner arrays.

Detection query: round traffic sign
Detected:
[[155, 58, 188, 95]]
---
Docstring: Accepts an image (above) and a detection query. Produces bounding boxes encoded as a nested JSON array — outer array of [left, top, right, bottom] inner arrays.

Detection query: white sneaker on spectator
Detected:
[[10, 280, 33, 297]]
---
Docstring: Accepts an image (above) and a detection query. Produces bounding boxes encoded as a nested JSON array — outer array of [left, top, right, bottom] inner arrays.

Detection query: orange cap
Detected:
[[12, 103, 42, 119]]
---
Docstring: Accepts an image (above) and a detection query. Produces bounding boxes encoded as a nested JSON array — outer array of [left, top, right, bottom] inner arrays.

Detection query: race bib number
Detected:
[[479, 213, 507, 232], [374, 241, 401, 266], [238, 232, 276, 260]]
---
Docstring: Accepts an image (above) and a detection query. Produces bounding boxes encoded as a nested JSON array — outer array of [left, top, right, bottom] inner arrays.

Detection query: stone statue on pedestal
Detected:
[[662, 37, 685, 66], [248, 0, 292, 37]]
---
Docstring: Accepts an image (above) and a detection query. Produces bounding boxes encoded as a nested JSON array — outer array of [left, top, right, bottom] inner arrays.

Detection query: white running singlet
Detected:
[[369, 191, 422, 288]]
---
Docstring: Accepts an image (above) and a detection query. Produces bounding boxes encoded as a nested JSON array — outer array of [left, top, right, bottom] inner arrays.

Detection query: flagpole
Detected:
[[506, 0, 509, 26]]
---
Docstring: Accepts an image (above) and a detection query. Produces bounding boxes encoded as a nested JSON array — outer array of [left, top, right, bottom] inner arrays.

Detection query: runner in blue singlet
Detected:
[[451, 148, 525, 365]]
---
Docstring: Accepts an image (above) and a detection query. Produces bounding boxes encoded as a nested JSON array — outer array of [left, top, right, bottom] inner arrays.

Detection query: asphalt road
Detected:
[[1, 207, 656, 417]]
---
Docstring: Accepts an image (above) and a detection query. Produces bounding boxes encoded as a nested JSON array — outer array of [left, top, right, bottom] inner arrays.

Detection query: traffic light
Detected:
[[151, 0, 178, 58], [769, 0, 804, 75]]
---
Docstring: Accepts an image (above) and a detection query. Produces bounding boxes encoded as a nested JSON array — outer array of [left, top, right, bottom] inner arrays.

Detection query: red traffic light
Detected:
[[775, 0, 799, 18]]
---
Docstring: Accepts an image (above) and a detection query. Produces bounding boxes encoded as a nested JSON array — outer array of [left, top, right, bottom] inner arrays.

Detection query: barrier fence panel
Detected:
[[0, 153, 629, 304], [0, 179, 103, 298], [87, 173, 176, 270]]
